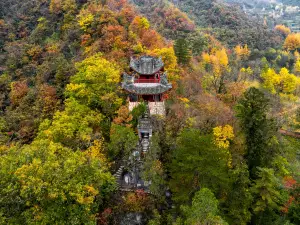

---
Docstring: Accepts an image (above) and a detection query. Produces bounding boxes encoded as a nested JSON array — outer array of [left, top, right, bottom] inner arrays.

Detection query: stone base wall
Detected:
[[129, 102, 165, 116], [129, 102, 140, 111], [148, 102, 165, 116]]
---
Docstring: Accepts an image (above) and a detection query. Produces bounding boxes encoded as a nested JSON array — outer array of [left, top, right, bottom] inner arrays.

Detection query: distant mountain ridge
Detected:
[[225, 0, 300, 7], [167, 0, 283, 49], [224, 0, 300, 32], [280, 0, 300, 6]]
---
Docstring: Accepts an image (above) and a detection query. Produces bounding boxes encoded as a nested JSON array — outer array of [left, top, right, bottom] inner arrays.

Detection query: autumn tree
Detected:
[[261, 68, 300, 100], [130, 16, 150, 35], [284, 33, 300, 51], [77, 9, 95, 32], [37, 97, 103, 149], [113, 105, 133, 127], [202, 48, 230, 94], [65, 53, 122, 117], [234, 44, 251, 61], [278, 68, 299, 95], [294, 59, 300, 75], [261, 68, 280, 94], [149, 47, 179, 80], [9, 80, 29, 107], [0, 139, 115, 224], [164, 6, 195, 32], [36, 84, 58, 116], [275, 25, 291, 36], [120, 190, 153, 213], [49, 0, 63, 14], [213, 125, 234, 149]]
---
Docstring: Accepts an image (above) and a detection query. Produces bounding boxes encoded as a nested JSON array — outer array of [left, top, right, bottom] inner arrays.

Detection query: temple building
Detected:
[[122, 56, 172, 115], [114, 57, 172, 223], [115, 55, 171, 192]]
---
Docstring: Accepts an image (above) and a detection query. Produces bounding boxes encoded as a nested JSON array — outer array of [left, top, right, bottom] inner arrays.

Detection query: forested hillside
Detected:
[[225, 0, 300, 33], [171, 0, 283, 49], [280, 0, 300, 6], [0, 0, 300, 224]]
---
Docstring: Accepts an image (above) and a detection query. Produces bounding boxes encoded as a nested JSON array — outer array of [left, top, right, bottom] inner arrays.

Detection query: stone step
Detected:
[[113, 166, 125, 179]]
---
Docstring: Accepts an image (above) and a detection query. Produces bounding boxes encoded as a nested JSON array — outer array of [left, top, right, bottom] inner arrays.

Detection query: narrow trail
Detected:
[[279, 129, 300, 139]]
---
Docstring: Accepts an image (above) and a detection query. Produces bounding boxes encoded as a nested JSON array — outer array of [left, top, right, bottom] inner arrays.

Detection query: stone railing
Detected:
[[123, 73, 169, 86], [148, 102, 165, 116]]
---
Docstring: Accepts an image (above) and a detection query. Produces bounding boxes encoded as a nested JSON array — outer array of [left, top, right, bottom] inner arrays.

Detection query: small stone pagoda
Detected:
[[122, 56, 172, 115]]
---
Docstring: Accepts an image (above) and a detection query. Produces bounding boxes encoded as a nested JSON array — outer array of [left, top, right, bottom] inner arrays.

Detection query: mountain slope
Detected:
[[129, 0, 196, 38], [280, 0, 300, 6], [171, 0, 283, 49]]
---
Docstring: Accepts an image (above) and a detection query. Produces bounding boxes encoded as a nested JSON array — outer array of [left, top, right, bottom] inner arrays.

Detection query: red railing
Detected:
[[134, 79, 160, 83]]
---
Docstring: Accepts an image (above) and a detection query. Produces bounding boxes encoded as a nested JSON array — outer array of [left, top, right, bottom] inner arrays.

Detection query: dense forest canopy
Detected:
[[0, 0, 300, 224]]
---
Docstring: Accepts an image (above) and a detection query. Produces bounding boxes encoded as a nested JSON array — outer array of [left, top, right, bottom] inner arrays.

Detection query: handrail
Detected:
[[134, 79, 160, 83]]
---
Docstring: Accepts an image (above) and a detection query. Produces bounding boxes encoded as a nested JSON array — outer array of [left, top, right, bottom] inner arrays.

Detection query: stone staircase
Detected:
[[114, 165, 124, 189], [114, 106, 154, 192]]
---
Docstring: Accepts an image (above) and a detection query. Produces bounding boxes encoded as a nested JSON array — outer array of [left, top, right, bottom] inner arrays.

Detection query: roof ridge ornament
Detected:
[[130, 55, 164, 75]]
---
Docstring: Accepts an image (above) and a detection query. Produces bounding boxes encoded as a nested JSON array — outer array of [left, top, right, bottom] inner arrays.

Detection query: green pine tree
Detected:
[[181, 188, 228, 225], [236, 87, 279, 179], [174, 39, 191, 65]]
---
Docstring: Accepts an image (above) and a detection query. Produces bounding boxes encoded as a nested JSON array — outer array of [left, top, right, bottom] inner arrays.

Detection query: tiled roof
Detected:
[[130, 56, 164, 75]]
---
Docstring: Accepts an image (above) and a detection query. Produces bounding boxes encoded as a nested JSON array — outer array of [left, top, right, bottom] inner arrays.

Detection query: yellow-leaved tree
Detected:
[[65, 53, 122, 116], [261, 68, 281, 94], [148, 47, 179, 81], [130, 16, 150, 34], [0, 53, 120, 224], [37, 97, 104, 149], [0, 138, 115, 224], [77, 9, 94, 32], [239, 67, 254, 82], [279, 68, 298, 94], [261, 67, 300, 100], [234, 44, 251, 60], [213, 125, 234, 149], [283, 33, 300, 51], [202, 48, 230, 93], [294, 60, 300, 75], [275, 24, 291, 36], [213, 125, 234, 168]]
